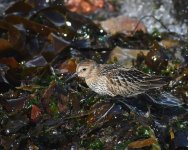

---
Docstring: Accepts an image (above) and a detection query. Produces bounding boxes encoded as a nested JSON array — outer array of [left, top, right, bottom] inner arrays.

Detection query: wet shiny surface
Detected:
[[0, 0, 187, 149]]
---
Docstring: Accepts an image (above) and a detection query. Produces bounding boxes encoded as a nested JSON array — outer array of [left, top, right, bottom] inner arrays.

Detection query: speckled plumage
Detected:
[[76, 60, 167, 97]]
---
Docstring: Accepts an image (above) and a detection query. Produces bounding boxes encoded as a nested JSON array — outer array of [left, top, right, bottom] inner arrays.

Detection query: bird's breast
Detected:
[[85, 76, 113, 96]]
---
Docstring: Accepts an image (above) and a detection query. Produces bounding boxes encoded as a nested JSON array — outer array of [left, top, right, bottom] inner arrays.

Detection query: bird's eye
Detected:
[[82, 68, 87, 71]]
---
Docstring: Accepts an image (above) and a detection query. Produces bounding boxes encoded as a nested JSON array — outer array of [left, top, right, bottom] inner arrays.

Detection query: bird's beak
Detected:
[[65, 72, 78, 82]]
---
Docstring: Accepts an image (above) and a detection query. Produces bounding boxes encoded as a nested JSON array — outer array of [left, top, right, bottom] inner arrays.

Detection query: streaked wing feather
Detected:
[[100, 64, 167, 96]]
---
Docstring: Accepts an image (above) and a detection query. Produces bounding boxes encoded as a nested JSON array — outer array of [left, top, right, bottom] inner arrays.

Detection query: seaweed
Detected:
[[0, 0, 188, 149]]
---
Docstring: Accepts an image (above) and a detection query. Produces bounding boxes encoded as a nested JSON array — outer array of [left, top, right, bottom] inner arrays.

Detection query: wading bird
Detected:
[[74, 60, 167, 97]]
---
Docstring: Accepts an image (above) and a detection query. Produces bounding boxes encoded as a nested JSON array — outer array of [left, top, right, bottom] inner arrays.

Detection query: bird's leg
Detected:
[[116, 99, 153, 118], [112, 96, 151, 117], [109, 96, 135, 113], [106, 96, 138, 115], [94, 95, 152, 124], [95, 103, 115, 123], [93, 96, 122, 123], [143, 92, 161, 105], [115, 99, 137, 113], [93, 96, 121, 123], [94, 95, 132, 114]]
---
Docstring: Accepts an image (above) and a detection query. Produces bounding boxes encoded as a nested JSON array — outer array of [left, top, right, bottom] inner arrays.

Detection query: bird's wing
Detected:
[[100, 65, 167, 96]]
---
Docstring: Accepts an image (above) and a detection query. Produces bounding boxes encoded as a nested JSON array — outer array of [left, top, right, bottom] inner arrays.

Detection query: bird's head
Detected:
[[76, 60, 98, 78]]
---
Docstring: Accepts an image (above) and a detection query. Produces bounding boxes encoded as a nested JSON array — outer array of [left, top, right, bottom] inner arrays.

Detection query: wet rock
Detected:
[[109, 46, 149, 66], [100, 15, 147, 35]]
